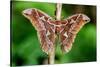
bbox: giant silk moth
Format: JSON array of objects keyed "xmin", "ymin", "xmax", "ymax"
[{"xmin": 22, "ymin": 8, "xmax": 90, "ymax": 54}]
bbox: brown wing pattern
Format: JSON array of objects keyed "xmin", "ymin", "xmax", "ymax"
[
  {"xmin": 60, "ymin": 14, "xmax": 90, "ymax": 52},
  {"xmin": 22, "ymin": 8, "xmax": 55, "ymax": 54},
  {"xmin": 22, "ymin": 8, "xmax": 90, "ymax": 54}
]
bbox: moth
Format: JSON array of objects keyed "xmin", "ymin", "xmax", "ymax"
[{"xmin": 22, "ymin": 8, "xmax": 90, "ymax": 54}]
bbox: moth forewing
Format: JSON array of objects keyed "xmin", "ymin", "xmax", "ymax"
[
  {"xmin": 60, "ymin": 14, "xmax": 90, "ymax": 53},
  {"xmin": 22, "ymin": 8, "xmax": 55, "ymax": 54}
]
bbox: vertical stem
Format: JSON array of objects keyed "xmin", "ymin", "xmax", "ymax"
[
  {"xmin": 48, "ymin": 47, "xmax": 55, "ymax": 64},
  {"xmin": 56, "ymin": 3, "xmax": 62, "ymax": 20},
  {"xmin": 48, "ymin": 3, "xmax": 62, "ymax": 64}
]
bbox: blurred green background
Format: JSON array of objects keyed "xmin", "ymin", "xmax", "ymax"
[{"xmin": 11, "ymin": 1, "xmax": 96, "ymax": 66}]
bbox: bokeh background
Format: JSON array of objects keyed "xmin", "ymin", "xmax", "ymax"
[{"xmin": 11, "ymin": 1, "xmax": 96, "ymax": 66}]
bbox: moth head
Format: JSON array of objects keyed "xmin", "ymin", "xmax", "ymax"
[{"xmin": 81, "ymin": 14, "xmax": 90, "ymax": 23}]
